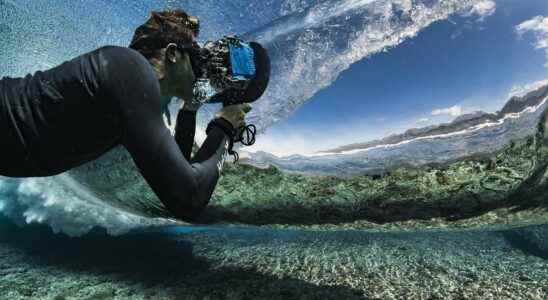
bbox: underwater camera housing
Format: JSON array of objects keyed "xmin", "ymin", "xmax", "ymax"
[
  {"xmin": 185, "ymin": 36, "xmax": 270, "ymax": 158},
  {"xmin": 187, "ymin": 35, "xmax": 271, "ymax": 106},
  {"xmin": 186, "ymin": 36, "xmax": 270, "ymax": 161}
]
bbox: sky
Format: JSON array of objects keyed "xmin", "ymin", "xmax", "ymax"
[{"xmin": 248, "ymin": 0, "xmax": 548, "ymax": 157}]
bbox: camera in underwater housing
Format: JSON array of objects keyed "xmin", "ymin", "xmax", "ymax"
[
  {"xmin": 187, "ymin": 36, "xmax": 270, "ymax": 153},
  {"xmin": 189, "ymin": 35, "xmax": 271, "ymax": 106}
]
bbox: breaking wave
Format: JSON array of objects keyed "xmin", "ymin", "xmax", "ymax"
[
  {"xmin": 0, "ymin": 0, "xmax": 493, "ymax": 235},
  {"xmin": 0, "ymin": 175, "xmax": 175, "ymax": 237}
]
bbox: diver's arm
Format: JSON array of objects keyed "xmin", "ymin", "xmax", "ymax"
[
  {"xmin": 174, "ymin": 109, "xmax": 197, "ymax": 161},
  {"xmin": 116, "ymin": 76, "xmax": 227, "ymax": 222},
  {"xmin": 123, "ymin": 112, "xmax": 229, "ymax": 222}
]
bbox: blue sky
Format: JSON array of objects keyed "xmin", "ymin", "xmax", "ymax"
[{"xmin": 249, "ymin": 0, "xmax": 548, "ymax": 156}]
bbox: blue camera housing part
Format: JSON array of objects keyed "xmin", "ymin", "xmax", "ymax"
[{"xmin": 229, "ymin": 42, "xmax": 256, "ymax": 79}]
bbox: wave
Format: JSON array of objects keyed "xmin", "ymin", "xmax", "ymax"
[
  {"xmin": 0, "ymin": 175, "xmax": 174, "ymax": 237},
  {"xmin": 0, "ymin": 0, "xmax": 492, "ymax": 235},
  {"xmin": 239, "ymin": 0, "xmax": 494, "ymax": 131}
]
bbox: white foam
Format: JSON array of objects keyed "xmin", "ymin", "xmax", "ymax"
[{"xmin": 0, "ymin": 175, "xmax": 175, "ymax": 237}]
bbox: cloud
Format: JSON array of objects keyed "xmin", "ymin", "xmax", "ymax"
[
  {"xmin": 452, "ymin": 1, "xmax": 495, "ymax": 40},
  {"xmin": 431, "ymin": 105, "xmax": 463, "ymax": 117},
  {"xmin": 461, "ymin": 0, "xmax": 496, "ymax": 20},
  {"xmin": 508, "ymin": 79, "xmax": 548, "ymax": 98},
  {"xmin": 450, "ymin": 29, "xmax": 463, "ymax": 40},
  {"xmin": 417, "ymin": 118, "xmax": 430, "ymax": 124},
  {"xmin": 516, "ymin": 16, "xmax": 548, "ymax": 67},
  {"xmin": 246, "ymin": 130, "xmax": 331, "ymax": 156},
  {"xmin": 469, "ymin": 1, "xmax": 496, "ymax": 18},
  {"xmin": 245, "ymin": 118, "xmax": 411, "ymax": 157}
]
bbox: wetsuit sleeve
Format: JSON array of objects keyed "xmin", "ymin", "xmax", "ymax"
[
  {"xmin": 103, "ymin": 47, "xmax": 228, "ymax": 222},
  {"xmin": 174, "ymin": 109, "xmax": 197, "ymax": 161},
  {"xmin": 124, "ymin": 115, "xmax": 229, "ymax": 222}
]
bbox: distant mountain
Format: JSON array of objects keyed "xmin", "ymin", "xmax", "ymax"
[
  {"xmin": 452, "ymin": 111, "xmax": 491, "ymax": 123},
  {"xmin": 499, "ymin": 84, "xmax": 548, "ymax": 115},
  {"xmin": 320, "ymin": 84, "xmax": 548, "ymax": 155},
  {"xmin": 246, "ymin": 83, "xmax": 548, "ymax": 177}
]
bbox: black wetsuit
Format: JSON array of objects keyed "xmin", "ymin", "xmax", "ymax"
[{"xmin": 0, "ymin": 46, "xmax": 230, "ymax": 221}]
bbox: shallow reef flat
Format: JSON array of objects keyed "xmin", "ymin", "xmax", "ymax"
[
  {"xmin": 0, "ymin": 219, "xmax": 547, "ymax": 300},
  {"xmin": 203, "ymin": 118, "xmax": 548, "ymax": 231}
]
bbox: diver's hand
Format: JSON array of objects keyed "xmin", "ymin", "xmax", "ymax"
[{"xmin": 215, "ymin": 103, "xmax": 252, "ymax": 129}]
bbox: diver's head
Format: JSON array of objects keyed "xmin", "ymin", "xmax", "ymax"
[
  {"xmin": 193, "ymin": 36, "xmax": 271, "ymax": 105},
  {"xmin": 156, "ymin": 43, "xmax": 196, "ymax": 101},
  {"xmin": 129, "ymin": 9, "xmax": 199, "ymax": 85}
]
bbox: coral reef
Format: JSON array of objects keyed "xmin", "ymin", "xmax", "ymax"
[{"xmin": 204, "ymin": 115, "xmax": 548, "ymax": 230}]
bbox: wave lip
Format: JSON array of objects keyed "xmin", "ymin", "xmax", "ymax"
[{"xmin": 239, "ymin": 0, "xmax": 496, "ymax": 132}]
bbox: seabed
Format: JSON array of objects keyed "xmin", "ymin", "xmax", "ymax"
[{"xmin": 0, "ymin": 217, "xmax": 547, "ymax": 300}]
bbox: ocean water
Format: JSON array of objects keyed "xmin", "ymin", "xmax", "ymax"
[{"xmin": 0, "ymin": 0, "xmax": 547, "ymax": 299}]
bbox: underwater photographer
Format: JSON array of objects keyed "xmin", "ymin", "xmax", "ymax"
[{"xmin": 0, "ymin": 9, "xmax": 270, "ymax": 222}]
